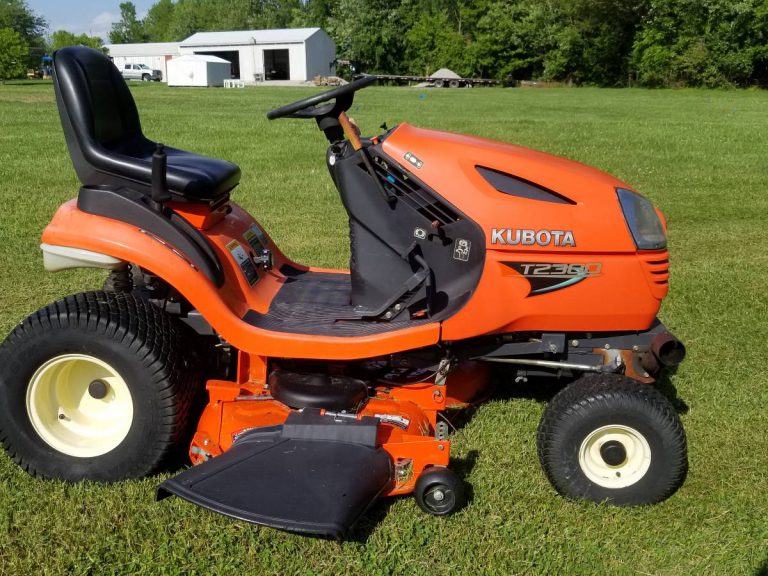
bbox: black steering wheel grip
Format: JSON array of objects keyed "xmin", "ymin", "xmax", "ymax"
[{"xmin": 266, "ymin": 75, "xmax": 378, "ymax": 120}]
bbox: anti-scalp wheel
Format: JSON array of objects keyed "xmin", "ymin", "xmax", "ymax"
[{"xmin": 414, "ymin": 467, "xmax": 465, "ymax": 516}]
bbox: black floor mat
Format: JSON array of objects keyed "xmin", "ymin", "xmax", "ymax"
[{"xmin": 242, "ymin": 267, "xmax": 432, "ymax": 336}]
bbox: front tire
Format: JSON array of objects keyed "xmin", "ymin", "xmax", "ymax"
[
  {"xmin": 0, "ymin": 291, "xmax": 201, "ymax": 481},
  {"xmin": 536, "ymin": 374, "xmax": 687, "ymax": 506},
  {"xmin": 141, "ymin": 73, "xmax": 151, "ymax": 81}
]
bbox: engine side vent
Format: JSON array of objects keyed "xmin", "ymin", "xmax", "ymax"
[
  {"xmin": 371, "ymin": 155, "xmax": 459, "ymax": 225},
  {"xmin": 477, "ymin": 166, "xmax": 574, "ymax": 205}
]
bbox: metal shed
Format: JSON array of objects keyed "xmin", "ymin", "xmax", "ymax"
[
  {"xmin": 178, "ymin": 28, "xmax": 336, "ymax": 83},
  {"xmin": 166, "ymin": 54, "xmax": 232, "ymax": 87}
]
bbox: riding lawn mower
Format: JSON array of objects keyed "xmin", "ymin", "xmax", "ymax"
[{"xmin": 0, "ymin": 47, "xmax": 688, "ymax": 538}]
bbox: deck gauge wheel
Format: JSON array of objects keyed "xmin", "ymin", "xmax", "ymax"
[{"xmin": 414, "ymin": 467, "xmax": 465, "ymax": 515}]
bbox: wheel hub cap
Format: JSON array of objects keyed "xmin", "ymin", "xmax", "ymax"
[
  {"xmin": 26, "ymin": 354, "xmax": 134, "ymax": 457},
  {"xmin": 599, "ymin": 440, "xmax": 627, "ymax": 466},
  {"xmin": 578, "ymin": 425, "xmax": 651, "ymax": 489},
  {"xmin": 88, "ymin": 379, "xmax": 109, "ymax": 400}
]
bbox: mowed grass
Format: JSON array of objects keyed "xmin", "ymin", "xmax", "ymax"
[{"xmin": 1, "ymin": 80, "xmax": 767, "ymax": 576}]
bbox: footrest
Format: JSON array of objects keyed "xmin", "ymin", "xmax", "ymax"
[{"xmin": 158, "ymin": 411, "xmax": 392, "ymax": 538}]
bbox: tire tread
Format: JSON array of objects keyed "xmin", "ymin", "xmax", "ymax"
[
  {"xmin": 0, "ymin": 291, "xmax": 201, "ymax": 480},
  {"xmin": 536, "ymin": 373, "xmax": 687, "ymax": 505}
]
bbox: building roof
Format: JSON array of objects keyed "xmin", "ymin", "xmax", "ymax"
[
  {"xmin": 180, "ymin": 28, "xmax": 322, "ymax": 47},
  {"xmin": 105, "ymin": 42, "xmax": 180, "ymax": 56},
  {"xmin": 171, "ymin": 54, "xmax": 230, "ymax": 64}
]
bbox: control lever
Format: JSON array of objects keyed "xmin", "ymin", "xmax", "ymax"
[
  {"xmin": 252, "ymin": 248, "xmax": 273, "ymax": 270},
  {"xmin": 151, "ymin": 143, "xmax": 171, "ymax": 207}
]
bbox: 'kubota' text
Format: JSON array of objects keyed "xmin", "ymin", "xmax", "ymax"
[{"xmin": 491, "ymin": 228, "xmax": 576, "ymax": 247}]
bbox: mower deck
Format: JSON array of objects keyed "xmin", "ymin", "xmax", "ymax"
[
  {"xmin": 158, "ymin": 410, "xmax": 392, "ymax": 538},
  {"xmin": 242, "ymin": 267, "xmax": 432, "ymax": 337}
]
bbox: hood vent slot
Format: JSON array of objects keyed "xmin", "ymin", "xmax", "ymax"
[{"xmin": 477, "ymin": 166, "xmax": 574, "ymax": 205}]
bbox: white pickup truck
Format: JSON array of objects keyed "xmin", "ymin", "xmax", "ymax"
[{"xmin": 121, "ymin": 63, "xmax": 162, "ymax": 82}]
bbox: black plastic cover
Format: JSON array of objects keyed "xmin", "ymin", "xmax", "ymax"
[
  {"xmin": 78, "ymin": 186, "xmax": 225, "ymax": 286},
  {"xmin": 331, "ymin": 145, "xmax": 485, "ymax": 319},
  {"xmin": 52, "ymin": 46, "xmax": 240, "ymax": 203},
  {"xmin": 157, "ymin": 414, "xmax": 391, "ymax": 538},
  {"xmin": 269, "ymin": 371, "xmax": 369, "ymax": 412}
]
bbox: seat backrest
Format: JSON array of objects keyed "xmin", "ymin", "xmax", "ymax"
[{"xmin": 52, "ymin": 46, "xmax": 145, "ymax": 186}]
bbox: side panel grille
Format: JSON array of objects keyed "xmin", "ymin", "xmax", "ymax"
[
  {"xmin": 370, "ymin": 155, "xmax": 459, "ymax": 225},
  {"xmin": 639, "ymin": 251, "xmax": 670, "ymax": 299}
]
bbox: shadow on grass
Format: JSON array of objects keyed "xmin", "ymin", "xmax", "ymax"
[
  {"xmin": 346, "ymin": 450, "xmax": 479, "ymax": 544},
  {"xmin": 348, "ymin": 369, "xmax": 690, "ymax": 541},
  {"xmin": 345, "ymin": 498, "xmax": 396, "ymax": 543},
  {"xmin": 755, "ymin": 556, "xmax": 768, "ymax": 576},
  {"xmin": 654, "ymin": 368, "xmax": 689, "ymax": 414},
  {"xmin": 0, "ymin": 79, "xmax": 53, "ymax": 86}
]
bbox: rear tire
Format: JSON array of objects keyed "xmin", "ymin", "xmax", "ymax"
[
  {"xmin": 537, "ymin": 374, "xmax": 687, "ymax": 505},
  {"xmin": 0, "ymin": 291, "xmax": 201, "ymax": 481}
]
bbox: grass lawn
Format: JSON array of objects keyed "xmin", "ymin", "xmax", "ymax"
[{"xmin": 1, "ymin": 80, "xmax": 767, "ymax": 575}]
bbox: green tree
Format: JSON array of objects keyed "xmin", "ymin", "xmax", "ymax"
[
  {"xmin": 0, "ymin": 0, "xmax": 46, "ymax": 65},
  {"xmin": 164, "ymin": 0, "xmax": 301, "ymax": 40},
  {"xmin": 254, "ymin": 0, "xmax": 303, "ymax": 28},
  {"xmin": 0, "ymin": 0, "xmax": 45, "ymax": 40},
  {"xmin": 632, "ymin": 0, "xmax": 768, "ymax": 87},
  {"xmin": 113, "ymin": 0, "xmax": 768, "ymax": 86},
  {"xmin": 470, "ymin": 1, "xmax": 555, "ymax": 80},
  {"xmin": 166, "ymin": 0, "xmax": 219, "ymax": 40},
  {"xmin": 327, "ymin": 0, "xmax": 409, "ymax": 73},
  {"xmin": 214, "ymin": 0, "xmax": 302, "ymax": 30},
  {"xmin": 551, "ymin": 0, "xmax": 650, "ymax": 85},
  {"xmin": 144, "ymin": 0, "xmax": 175, "ymax": 42},
  {"xmin": 0, "ymin": 27, "xmax": 28, "ymax": 80},
  {"xmin": 405, "ymin": 10, "xmax": 467, "ymax": 76},
  {"xmin": 109, "ymin": 2, "xmax": 147, "ymax": 43},
  {"xmin": 290, "ymin": 0, "xmax": 334, "ymax": 28},
  {"xmin": 51, "ymin": 30, "xmax": 105, "ymax": 51}
]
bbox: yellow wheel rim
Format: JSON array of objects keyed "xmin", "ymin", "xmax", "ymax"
[
  {"xmin": 26, "ymin": 354, "xmax": 134, "ymax": 457},
  {"xmin": 578, "ymin": 424, "xmax": 652, "ymax": 489}
]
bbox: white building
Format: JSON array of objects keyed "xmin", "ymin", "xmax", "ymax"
[
  {"xmin": 106, "ymin": 42, "xmax": 180, "ymax": 82},
  {"xmin": 107, "ymin": 28, "xmax": 336, "ymax": 85},
  {"xmin": 179, "ymin": 28, "xmax": 335, "ymax": 83},
  {"xmin": 167, "ymin": 54, "xmax": 232, "ymax": 87}
]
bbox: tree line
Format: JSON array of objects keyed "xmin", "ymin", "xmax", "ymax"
[{"xmin": 2, "ymin": 0, "xmax": 768, "ymax": 87}]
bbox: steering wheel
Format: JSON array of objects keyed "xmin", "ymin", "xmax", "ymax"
[{"xmin": 266, "ymin": 75, "xmax": 377, "ymax": 120}]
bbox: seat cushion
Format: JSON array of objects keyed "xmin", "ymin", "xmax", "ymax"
[{"xmin": 104, "ymin": 136, "xmax": 241, "ymax": 201}]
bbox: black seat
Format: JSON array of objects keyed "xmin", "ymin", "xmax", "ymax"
[{"xmin": 52, "ymin": 46, "xmax": 240, "ymax": 203}]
